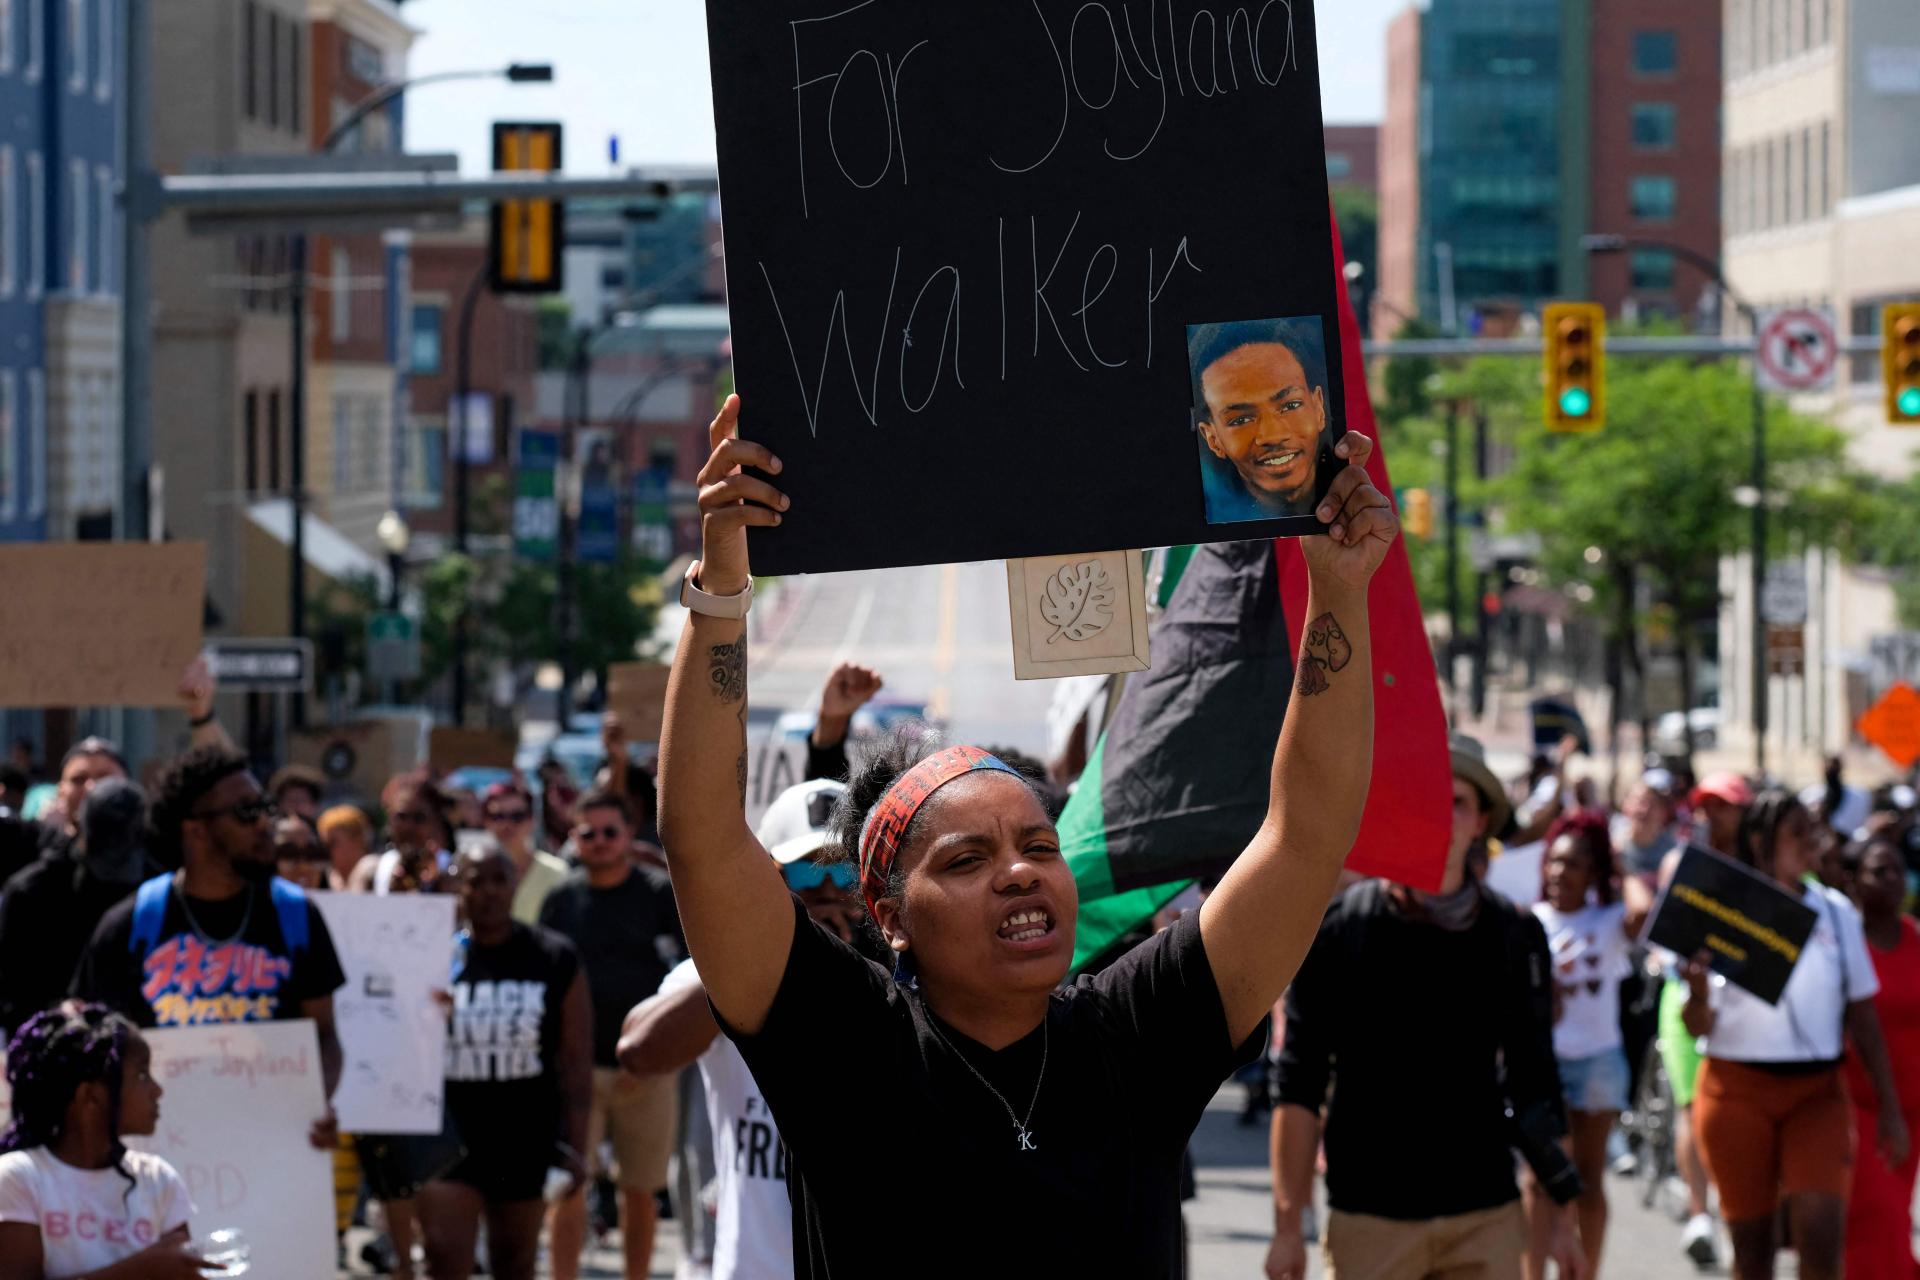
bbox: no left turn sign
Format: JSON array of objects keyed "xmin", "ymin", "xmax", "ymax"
[{"xmin": 1757, "ymin": 308, "xmax": 1838, "ymax": 393}]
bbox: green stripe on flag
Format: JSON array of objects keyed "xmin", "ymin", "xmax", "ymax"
[{"xmin": 1058, "ymin": 733, "xmax": 1192, "ymax": 973}]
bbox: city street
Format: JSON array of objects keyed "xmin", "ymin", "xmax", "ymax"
[{"xmin": 753, "ymin": 562, "xmax": 1062, "ymax": 756}]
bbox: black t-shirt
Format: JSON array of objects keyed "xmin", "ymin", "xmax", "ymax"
[
  {"xmin": 445, "ymin": 922, "xmax": 580, "ymax": 1158},
  {"xmin": 72, "ymin": 878, "xmax": 348, "ymax": 1028},
  {"xmin": 0, "ymin": 856, "xmax": 140, "ymax": 1036},
  {"xmin": 720, "ymin": 897, "xmax": 1261, "ymax": 1279},
  {"xmin": 537, "ymin": 865, "xmax": 682, "ymax": 1066},
  {"xmin": 1272, "ymin": 880, "xmax": 1562, "ymax": 1220}
]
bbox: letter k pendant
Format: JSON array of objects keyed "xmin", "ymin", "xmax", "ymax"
[{"xmin": 1017, "ymin": 1127, "xmax": 1037, "ymax": 1152}]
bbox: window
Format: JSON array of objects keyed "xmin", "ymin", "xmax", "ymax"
[
  {"xmin": 287, "ymin": 20, "xmax": 300, "ymax": 135},
  {"xmin": 347, "ymin": 37, "xmax": 383, "ymax": 83},
  {"xmin": 1633, "ymin": 30, "xmax": 1677, "ymax": 75},
  {"xmin": 404, "ymin": 422, "xmax": 446, "ymax": 507},
  {"xmin": 65, "ymin": 0, "xmax": 83, "ymax": 93},
  {"xmin": 264, "ymin": 10, "xmax": 279, "ymax": 129},
  {"xmin": 1327, "ymin": 152, "xmax": 1352, "ymax": 179},
  {"xmin": 23, "ymin": 0, "xmax": 39, "ymax": 81},
  {"xmin": 0, "ymin": 369, "xmax": 14, "ymax": 519},
  {"xmin": 25, "ymin": 150, "xmax": 42, "ymax": 300},
  {"xmin": 26, "ymin": 369, "xmax": 41, "ymax": 517},
  {"xmin": 67, "ymin": 158, "xmax": 86, "ymax": 290},
  {"xmin": 332, "ymin": 396, "xmax": 352, "ymax": 492},
  {"xmin": 1800, "ymin": 126, "xmax": 1813, "ymax": 223},
  {"xmin": 242, "ymin": 2, "xmax": 256, "ymax": 119},
  {"xmin": 1819, "ymin": 121, "xmax": 1830, "ymax": 216},
  {"xmin": 94, "ymin": 0, "xmax": 109, "ymax": 99},
  {"xmin": 1631, "ymin": 249, "xmax": 1676, "ymax": 290},
  {"xmin": 0, "ymin": 0, "xmax": 13, "ymax": 73},
  {"xmin": 1631, "ymin": 103, "xmax": 1677, "ymax": 149},
  {"xmin": 360, "ymin": 398, "xmax": 381, "ymax": 488},
  {"xmin": 330, "ymin": 246, "xmax": 350, "ymax": 341},
  {"xmin": 1631, "ymin": 175, "xmax": 1677, "ymax": 221},
  {"xmin": 266, "ymin": 389, "xmax": 281, "ymax": 491},
  {"xmin": 95, "ymin": 165, "xmax": 110, "ymax": 294},
  {"xmin": 409, "ymin": 302, "xmax": 443, "ymax": 373},
  {"xmin": 243, "ymin": 390, "xmax": 259, "ymax": 491},
  {"xmin": 1783, "ymin": 131, "xmax": 1798, "ymax": 223},
  {"xmin": 0, "ymin": 146, "xmax": 12, "ymax": 298}
]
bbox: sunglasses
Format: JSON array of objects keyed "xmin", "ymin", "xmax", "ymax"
[
  {"xmin": 192, "ymin": 798, "xmax": 277, "ymax": 826},
  {"xmin": 274, "ymin": 844, "xmax": 331, "ymax": 863},
  {"xmin": 782, "ymin": 860, "xmax": 856, "ymax": 892},
  {"xmin": 575, "ymin": 824, "xmax": 625, "ymax": 842},
  {"xmin": 485, "ymin": 808, "xmax": 532, "ymax": 824}
]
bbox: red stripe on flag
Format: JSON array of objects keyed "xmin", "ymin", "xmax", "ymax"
[{"xmin": 1273, "ymin": 214, "xmax": 1454, "ymax": 891}]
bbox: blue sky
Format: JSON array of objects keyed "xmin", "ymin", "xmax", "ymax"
[{"xmin": 400, "ymin": 0, "xmax": 1410, "ymax": 175}]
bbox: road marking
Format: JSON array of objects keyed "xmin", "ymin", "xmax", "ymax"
[{"xmin": 927, "ymin": 563, "xmax": 960, "ymax": 720}]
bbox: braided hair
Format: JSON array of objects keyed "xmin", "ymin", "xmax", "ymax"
[{"xmin": 2, "ymin": 1004, "xmax": 139, "ymax": 1195}]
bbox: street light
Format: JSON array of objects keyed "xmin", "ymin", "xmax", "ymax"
[
  {"xmin": 286, "ymin": 62, "xmax": 553, "ymax": 729},
  {"xmin": 376, "ymin": 509, "xmax": 411, "ymax": 613},
  {"xmin": 1582, "ymin": 232, "xmax": 1770, "ymax": 773}
]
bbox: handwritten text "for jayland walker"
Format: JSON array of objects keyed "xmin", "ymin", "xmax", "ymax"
[{"xmin": 760, "ymin": 0, "xmax": 1303, "ymax": 436}]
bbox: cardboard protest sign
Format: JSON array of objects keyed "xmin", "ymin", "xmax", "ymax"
[
  {"xmin": 312, "ymin": 891, "xmax": 456, "ymax": 1134},
  {"xmin": 707, "ymin": 0, "xmax": 1346, "ymax": 574},
  {"xmin": 746, "ymin": 730, "xmax": 811, "ymax": 829},
  {"xmin": 1644, "ymin": 844, "xmax": 1819, "ymax": 1004},
  {"xmin": 0, "ymin": 542, "xmax": 205, "ymax": 707},
  {"xmin": 607, "ymin": 662, "xmax": 672, "ymax": 742},
  {"xmin": 126, "ymin": 1020, "xmax": 334, "ymax": 1280},
  {"xmin": 429, "ymin": 726, "xmax": 517, "ymax": 772}
]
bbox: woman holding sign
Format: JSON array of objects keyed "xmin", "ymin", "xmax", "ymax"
[
  {"xmin": 656, "ymin": 395, "xmax": 1395, "ymax": 1277},
  {"xmin": 1681, "ymin": 791, "xmax": 1909, "ymax": 1280}
]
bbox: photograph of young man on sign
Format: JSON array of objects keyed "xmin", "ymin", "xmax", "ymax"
[{"xmin": 1188, "ymin": 317, "xmax": 1343, "ymax": 527}]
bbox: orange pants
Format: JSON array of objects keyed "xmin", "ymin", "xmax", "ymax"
[
  {"xmin": 1693, "ymin": 1058, "xmax": 1853, "ymax": 1222},
  {"xmin": 1844, "ymin": 1105, "xmax": 1920, "ymax": 1280}
]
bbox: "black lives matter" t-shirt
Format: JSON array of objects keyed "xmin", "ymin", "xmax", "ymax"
[
  {"xmin": 73, "ymin": 880, "xmax": 345, "ymax": 1027},
  {"xmin": 444, "ymin": 922, "xmax": 580, "ymax": 1168},
  {"xmin": 718, "ymin": 898, "xmax": 1262, "ymax": 1279}
]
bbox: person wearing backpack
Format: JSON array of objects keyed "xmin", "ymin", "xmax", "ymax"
[{"xmin": 70, "ymin": 745, "xmax": 345, "ymax": 1152}]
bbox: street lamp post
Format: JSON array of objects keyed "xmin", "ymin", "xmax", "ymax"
[
  {"xmin": 287, "ymin": 63, "xmax": 552, "ymax": 729},
  {"xmin": 1581, "ymin": 234, "xmax": 1769, "ymax": 774}
]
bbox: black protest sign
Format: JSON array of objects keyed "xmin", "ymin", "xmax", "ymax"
[
  {"xmin": 706, "ymin": 0, "xmax": 1347, "ymax": 575},
  {"xmin": 1644, "ymin": 845, "xmax": 1819, "ymax": 1005}
]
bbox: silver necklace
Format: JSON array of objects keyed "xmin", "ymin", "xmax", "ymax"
[
  {"xmin": 172, "ymin": 876, "xmax": 254, "ymax": 946},
  {"xmin": 924, "ymin": 1011, "xmax": 1048, "ymax": 1153}
]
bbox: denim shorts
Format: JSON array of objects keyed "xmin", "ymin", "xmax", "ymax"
[{"xmin": 1558, "ymin": 1045, "xmax": 1630, "ymax": 1113}]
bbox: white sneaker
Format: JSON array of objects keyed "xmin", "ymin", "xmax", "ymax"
[{"xmin": 1681, "ymin": 1213, "xmax": 1718, "ymax": 1269}]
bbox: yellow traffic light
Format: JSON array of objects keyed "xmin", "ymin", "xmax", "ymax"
[
  {"xmin": 1403, "ymin": 488, "xmax": 1434, "ymax": 539},
  {"xmin": 1543, "ymin": 302, "xmax": 1607, "ymax": 432},
  {"xmin": 1883, "ymin": 303, "xmax": 1920, "ymax": 425},
  {"xmin": 491, "ymin": 122, "xmax": 564, "ymax": 294}
]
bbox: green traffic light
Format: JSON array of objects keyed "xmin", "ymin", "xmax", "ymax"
[
  {"xmin": 1900, "ymin": 387, "xmax": 1920, "ymax": 419},
  {"xmin": 1559, "ymin": 387, "xmax": 1593, "ymax": 418}
]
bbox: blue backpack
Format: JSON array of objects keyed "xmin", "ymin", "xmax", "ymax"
[{"xmin": 127, "ymin": 872, "xmax": 310, "ymax": 958}]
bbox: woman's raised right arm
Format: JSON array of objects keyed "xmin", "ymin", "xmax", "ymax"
[{"xmin": 657, "ymin": 395, "xmax": 799, "ymax": 1035}]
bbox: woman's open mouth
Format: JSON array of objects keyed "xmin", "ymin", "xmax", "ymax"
[{"xmin": 997, "ymin": 907, "xmax": 1056, "ymax": 946}]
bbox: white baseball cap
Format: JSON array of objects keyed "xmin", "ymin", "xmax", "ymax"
[{"xmin": 756, "ymin": 778, "xmax": 847, "ymax": 866}]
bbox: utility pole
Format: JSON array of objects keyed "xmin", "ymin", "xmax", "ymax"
[
  {"xmin": 450, "ymin": 265, "xmax": 488, "ymax": 726},
  {"xmin": 1443, "ymin": 400, "xmax": 1461, "ymax": 708},
  {"xmin": 1471, "ymin": 407, "xmax": 1491, "ymax": 721}
]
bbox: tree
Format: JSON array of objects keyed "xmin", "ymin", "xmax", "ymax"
[
  {"xmin": 1332, "ymin": 186, "xmax": 1378, "ymax": 324},
  {"xmin": 1491, "ymin": 356, "xmax": 1851, "ymax": 759}
]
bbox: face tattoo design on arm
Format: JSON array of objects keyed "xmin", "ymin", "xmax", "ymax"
[
  {"xmin": 1294, "ymin": 613, "xmax": 1353, "ymax": 698},
  {"xmin": 710, "ymin": 633, "xmax": 749, "ymax": 800}
]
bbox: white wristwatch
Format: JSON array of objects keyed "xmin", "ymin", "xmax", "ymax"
[{"xmin": 680, "ymin": 560, "xmax": 754, "ymax": 619}]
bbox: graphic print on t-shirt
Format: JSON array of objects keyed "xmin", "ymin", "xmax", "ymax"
[
  {"xmin": 141, "ymin": 935, "xmax": 294, "ymax": 1025},
  {"xmin": 446, "ymin": 979, "xmax": 548, "ymax": 1080},
  {"xmin": 732, "ymin": 1093, "xmax": 787, "ymax": 1183}
]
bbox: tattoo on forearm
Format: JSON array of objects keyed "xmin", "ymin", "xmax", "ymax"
[
  {"xmin": 709, "ymin": 633, "xmax": 747, "ymax": 704},
  {"xmin": 1294, "ymin": 613, "xmax": 1353, "ymax": 698},
  {"xmin": 735, "ymin": 749, "xmax": 748, "ymax": 803}
]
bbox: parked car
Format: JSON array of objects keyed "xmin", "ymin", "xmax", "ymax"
[{"xmin": 1653, "ymin": 707, "xmax": 1720, "ymax": 755}]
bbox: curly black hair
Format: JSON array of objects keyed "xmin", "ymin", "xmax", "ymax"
[{"xmin": 147, "ymin": 745, "xmax": 250, "ymax": 871}]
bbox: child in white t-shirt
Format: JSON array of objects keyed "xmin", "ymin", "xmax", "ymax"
[{"xmin": 0, "ymin": 1003, "xmax": 202, "ymax": 1280}]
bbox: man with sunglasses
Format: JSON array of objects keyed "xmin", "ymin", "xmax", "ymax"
[
  {"xmin": 481, "ymin": 780, "xmax": 571, "ymax": 924},
  {"xmin": 616, "ymin": 778, "xmax": 862, "ymax": 1280},
  {"xmin": 71, "ymin": 744, "xmax": 345, "ymax": 1149},
  {"xmin": 536, "ymin": 788, "xmax": 684, "ymax": 1280}
]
